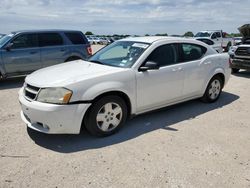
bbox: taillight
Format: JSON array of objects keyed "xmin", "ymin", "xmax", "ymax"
[{"xmin": 87, "ymin": 47, "xmax": 92, "ymax": 56}]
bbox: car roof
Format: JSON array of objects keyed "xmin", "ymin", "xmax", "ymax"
[
  {"xmin": 11, "ymin": 29, "xmax": 83, "ymax": 35},
  {"xmin": 195, "ymin": 37, "xmax": 212, "ymax": 40},
  {"xmin": 120, "ymin": 36, "xmax": 199, "ymax": 44}
]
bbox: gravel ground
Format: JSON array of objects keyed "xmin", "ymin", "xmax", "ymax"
[{"xmin": 0, "ymin": 47, "xmax": 249, "ymax": 188}]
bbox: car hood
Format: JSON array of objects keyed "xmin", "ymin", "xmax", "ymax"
[
  {"xmin": 25, "ymin": 60, "xmax": 124, "ymax": 87},
  {"xmin": 238, "ymin": 24, "xmax": 250, "ymax": 37}
]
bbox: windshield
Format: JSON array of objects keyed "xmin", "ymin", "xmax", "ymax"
[
  {"xmin": 89, "ymin": 41, "xmax": 149, "ymax": 68},
  {"xmin": 0, "ymin": 34, "xmax": 12, "ymax": 48},
  {"xmin": 195, "ymin": 32, "xmax": 212, "ymax": 37}
]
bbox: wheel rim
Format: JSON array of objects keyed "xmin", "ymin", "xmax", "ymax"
[
  {"xmin": 208, "ymin": 79, "xmax": 221, "ymax": 100},
  {"xmin": 96, "ymin": 102, "xmax": 123, "ymax": 132}
]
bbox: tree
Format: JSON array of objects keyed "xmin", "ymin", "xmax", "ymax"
[
  {"xmin": 145, "ymin": 34, "xmax": 150, "ymax": 36},
  {"xmin": 155, "ymin": 33, "xmax": 168, "ymax": 36},
  {"xmin": 85, "ymin": 31, "xmax": 93, "ymax": 35},
  {"xmin": 183, "ymin": 31, "xmax": 194, "ymax": 37}
]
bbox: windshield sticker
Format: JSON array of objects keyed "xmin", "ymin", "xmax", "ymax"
[
  {"xmin": 7, "ymin": 34, "xmax": 14, "ymax": 37},
  {"xmin": 119, "ymin": 63, "xmax": 126, "ymax": 67},
  {"xmin": 121, "ymin": 59, "xmax": 127, "ymax": 63},
  {"xmin": 132, "ymin": 43, "xmax": 149, "ymax": 49}
]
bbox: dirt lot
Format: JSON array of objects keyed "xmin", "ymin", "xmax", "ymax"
[{"xmin": 0, "ymin": 46, "xmax": 250, "ymax": 188}]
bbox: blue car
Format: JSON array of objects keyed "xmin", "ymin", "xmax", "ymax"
[{"xmin": 0, "ymin": 30, "xmax": 92, "ymax": 79}]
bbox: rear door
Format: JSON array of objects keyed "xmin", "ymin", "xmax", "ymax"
[
  {"xmin": 2, "ymin": 33, "xmax": 41, "ymax": 74},
  {"xmin": 176, "ymin": 43, "xmax": 208, "ymax": 98},
  {"xmin": 64, "ymin": 32, "xmax": 90, "ymax": 59},
  {"xmin": 39, "ymin": 33, "xmax": 66, "ymax": 68}
]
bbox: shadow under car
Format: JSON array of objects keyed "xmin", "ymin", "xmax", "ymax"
[{"xmin": 27, "ymin": 91, "xmax": 239, "ymax": 153}]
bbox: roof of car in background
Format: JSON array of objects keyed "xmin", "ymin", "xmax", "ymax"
[{"xmin": 10, "ymin": 29, "xmax": 83, "ymax": 35}]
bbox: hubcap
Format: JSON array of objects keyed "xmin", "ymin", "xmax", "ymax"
[
  {"xmin": 208, "ymin": 79, "xmax": 221, "ymax": 100},
  {"xmin": 96, "ymin": 102, "xmax": 123, "ymax": 132}
]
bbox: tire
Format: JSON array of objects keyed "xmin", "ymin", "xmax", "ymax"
[
  {"xmin": 84, "ymin": 96, "xmax": 128, "ymax": 137},
  {"xmin": 65, "ymin": 56, "xmax": 81, "ymax": 62},
  {"xmin": 232, "ymin": 68, "xmax": 240, "ymax": 74},
  {"xmin": 201, "ymin": 76, "xmax": 223, "ymax": 103}
]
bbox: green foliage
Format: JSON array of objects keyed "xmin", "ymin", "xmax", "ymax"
[
  {"xmin": 85, "ymin": 31, "xmax": 93, "ymax": 35},
  {"xmin": 229, "ymin": 33, "xmax": 242, "ymax": 37},
  {"xmin": 155, "ymin": 33, "xmax": 168, "ymax": 36},
  {"xmin": 183, "ymin": 31, "xmax": 194, "ymax": 37}
]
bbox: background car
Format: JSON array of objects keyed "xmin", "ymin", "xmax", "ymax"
[
  {"xmin": 231, "ymin": 24, "xmax": 250, "ymax": 73},
  {"xmin": 232, "ymin": 37, "xmax": 242, "ymax": 46},
  {"xmin": 196, "ymin": 37, "xmax": 224, "ymax": 53},
  {"xmin": 194, "ymin": 30, "xmax": 233, "ymax": 52},
  {"xmin": 0, "ymin": 30, "xmax": 92, "ymax": 79}
]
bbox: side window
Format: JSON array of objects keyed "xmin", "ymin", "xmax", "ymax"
[
  {"xmin": 211, "ymin": 33, "xmax": 217, "ymax": 39},
  {"xmin": 206, "ymin": 39, "xmax": 214, "ymax": 45},
  {"xmin": 64, "ymin": 32, "xmax": 86, "ymax": 44},
  {"xmin": 146, "ymin": 44, "xmax": 177, "ymax": 67},
  {"xmin": 197, "ymin": 39, "xmax": 214, "ymax": 45},
  {"xmin": 180, "ymin": 43, "xmax": 207, "ymax": 62},
  {"xmin": 11, "ymin": 34, "xmax": 38, "ymax": 49},
  {"xmin": 216, "ymin": 32, "xmax": 221, "ymax": 38},
  {"xmin": 39, "ymin": 33, "xmax": 63, "ymax": 47}
]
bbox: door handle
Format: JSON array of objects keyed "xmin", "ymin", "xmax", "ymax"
[
  {"xmin": 177, "ymin": 67, "xmax": 183, "ymax": 71},
  {"xmin": 60, "ymin": 49, "xmax": 66, "ymax": 52},
  {"xmin": 172, "ymin": 67, "xmax": 183, "ymax": 72},
  {"xmin": 30, "ymin": 51, "xmax": 38, "ymax": 54},
  {"xmin": 204, "ymin": 61, "xmax": 211, "ymax": 65}
]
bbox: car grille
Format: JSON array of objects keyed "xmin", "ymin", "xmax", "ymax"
[
  {"xmin": 235, "ymin": 47, "xmax": 250, "ymax": 56},
  {"xmin": 24, "ymin": 84, "xmax": 40, "ymax": 101}
]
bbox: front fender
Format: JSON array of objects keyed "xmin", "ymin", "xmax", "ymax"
[{"xmin": 79, "ymin": 81, "xmax": 136, "ymax": 114}]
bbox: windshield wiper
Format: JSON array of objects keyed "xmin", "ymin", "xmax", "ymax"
[{"xmin": 89, "ymin": 60, "xmax": 104, "ymax": 65}]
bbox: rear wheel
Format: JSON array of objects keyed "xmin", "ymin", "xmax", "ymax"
[
  {"xmin": 201, "ymin": 76, "xmax": 223, "ymax": 103},
  {"xmin": 232, "ymin": 68, "xmax": 240, "ymax": 73},
  {"xmin": 84, "ymin": 96, "xmax": 127, "ymax": 137}
]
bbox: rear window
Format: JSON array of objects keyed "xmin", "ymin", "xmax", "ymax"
[
  {"xmin": 39, "ymin": 33, "xmax": 63, "ymax": 47},
  {"xmin": 179, "ymin": 43, "xmax": 207, "ymax": 62},
  {"xmin": 65, "ymin": 32, "xmax": 86, "ymax": 44}
]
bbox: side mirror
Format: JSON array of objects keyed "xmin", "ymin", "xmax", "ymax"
[
  {"xmin": 4, "ymin": 43, "xmax": 13, "ymax": 51},
  {"xmin": 139, "ymin": 61, "xmax": 159, "ymax": 72}
]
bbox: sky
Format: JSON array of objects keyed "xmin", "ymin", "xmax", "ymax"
[{"xmin": 0, "ymin": 0, "xmax": 250, "ymax": 35}]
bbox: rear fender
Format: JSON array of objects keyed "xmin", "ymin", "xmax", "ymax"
[{"xmin": 202, "ymin": 67, "xmax": 225, "ymax": 93}]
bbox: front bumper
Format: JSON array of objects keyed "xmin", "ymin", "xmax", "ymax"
[
  {"xmin": 19, "ymin": 89, "xmax": 91, "ymax": 134},
  {"xmin": 231, "ymin": 58, "xmax": 250, "ymax": 70}
]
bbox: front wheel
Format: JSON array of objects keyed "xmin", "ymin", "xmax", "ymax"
[
  {"xmin": 84, "ymin": 96, "xmax": 127, "ymax": 136},
  {"xmin": 201, "ymin": 76, "xmax": 223, "ymax": 103}
]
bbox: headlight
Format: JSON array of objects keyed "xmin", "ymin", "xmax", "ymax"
[{"xmin": 37, "ymin": 88, "xmax": 72, "ymax": 104}]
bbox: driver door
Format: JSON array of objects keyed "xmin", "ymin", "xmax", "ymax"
[
  {"xmin": 136, "ymin": 43, "xmax": 185, "ymax": 113},
  {"xmin": 2, "ymin": 33, "xmax": 41, "ymax": 74}
]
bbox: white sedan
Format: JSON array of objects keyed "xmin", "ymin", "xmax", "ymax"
[{"xmin": 19, "ymin": 37, "xmax": 231, "ymax": 136}]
